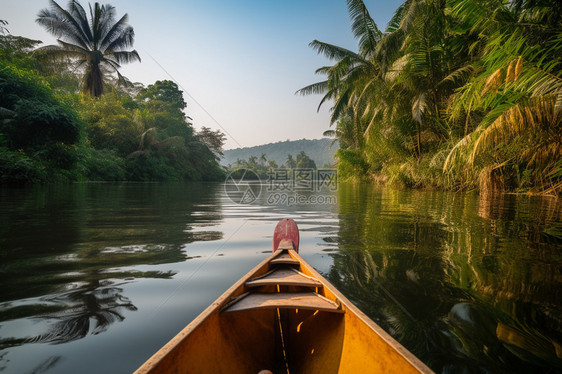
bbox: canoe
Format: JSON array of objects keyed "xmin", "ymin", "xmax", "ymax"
[{"xmin": 135, "ymin": 219, "xmax": 433, "ymax": 374}]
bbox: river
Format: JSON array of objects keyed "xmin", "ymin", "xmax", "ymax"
[{"xmin": 0, "ymin": 182, "xmax": 560, "ymax": 373}]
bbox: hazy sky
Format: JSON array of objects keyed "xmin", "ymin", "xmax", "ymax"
[{"xmin": 2, "ymin": 0, "xmax": 403, "ymax": 149}]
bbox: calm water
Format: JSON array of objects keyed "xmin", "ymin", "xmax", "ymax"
[{"xmin": 0, "ymin": 183, "xmax": 560, "ymax": 373}]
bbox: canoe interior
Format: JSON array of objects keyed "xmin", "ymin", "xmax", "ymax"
[{"xmin": 135, "ymin": 249, "xmax": 432, "ymax": 374}]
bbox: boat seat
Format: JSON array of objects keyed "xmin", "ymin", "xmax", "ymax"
[
  {"xmin": 270, "ymin": 252, "xmax": 300, "ymax": 266},
  {"xmin": 245, "ymin": 268, "xmax": 322, "ymax": 288},
  {"xmin": 222, "ymin": 291, "xmax": 343, "ymax": 313}
]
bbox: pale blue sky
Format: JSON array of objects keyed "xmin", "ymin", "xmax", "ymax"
[{"xmin": 2, "ymin": 0, "xmax": 403, "ymax": 149}]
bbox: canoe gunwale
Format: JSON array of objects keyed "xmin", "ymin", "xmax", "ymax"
[
  {"xmin": 289, "ymin": 249, "xmax": 434, "ymax": 374},
  {"xmin": 134, "ymin": 246, "xmax": 434, "ymax": 374},
  {"xmin": 133, "ymin": 249, "xmax": 285, "ymax": 374}
]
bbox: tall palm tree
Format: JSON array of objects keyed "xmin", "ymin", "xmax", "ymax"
[{"xmin": 36, "ymin": 0, "xmax": 140, "ymax": 97}]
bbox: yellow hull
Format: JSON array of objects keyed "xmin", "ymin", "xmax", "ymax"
[{"xmin": 135, "ymin": 247, "xmax": 433, "ymax": 374}]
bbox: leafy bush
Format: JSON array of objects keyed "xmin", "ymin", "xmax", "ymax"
[
  {"xmin": 0, "ymin": 147, "xmax": 47, "ymax": 183},
  {"xmin": 125, "ymin": 154, "xmax": 181, "ymax": 181},
  {"xmin": 5, "ymin": 98, "xmax": 81, "ymax": 149},
  {"xmin": 79, "ymin": 147, "xmax": 126, "ymax": 181}
]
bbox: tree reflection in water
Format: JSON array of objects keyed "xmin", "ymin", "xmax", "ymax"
[
  {"xmin": 327, "ymin": 185, "xmax": 561, "ymax": 372},
  {"xmin": 31, "ymin": 285, "xmax": 135, "ymax": 344},
  {"xmin": 1, "ymin": 267, "xmax": 175, "ymax": 349},
  {"xmin": 0, "ymin": 183, "xmax": 223, "ymax": 357}
]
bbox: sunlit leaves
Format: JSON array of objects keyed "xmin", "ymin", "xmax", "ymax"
[{"xmin": 300, "ymin": 0, "xmax": 561, "ymax": 192}]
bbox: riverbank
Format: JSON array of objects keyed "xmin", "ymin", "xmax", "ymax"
[
  {"xmin": 0, "ymin": 39, "xmax": 225, "ymax": 184},
  {"xmin": 334, "ymin": 148, "xmax": 561, "ymax": 197}
]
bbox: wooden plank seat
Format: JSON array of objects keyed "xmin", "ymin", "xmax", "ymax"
[
  {"xmin": 270, "ymin": 252, "xmax": 300, "ymax": 266},
  {"xmin": 222, "ymin": 292, "xmax": 343, "ymax": 313},
  {"xmin": 245, "ymin": 267, "xmax": 322, "ymax": 288}
]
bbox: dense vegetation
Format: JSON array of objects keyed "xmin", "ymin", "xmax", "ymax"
[
  {"xmin": 222, "ymin": 138, "xmax": 338, "ymax": 169},
  {"xmin": 300, "ymin": 0, "xmax": 561, "ymax": 195},
  {"xmin": 0, "ymin": 2, "xmax": 224, "ymax": 183},
  {"xmin": 226, "ymin": 150, "xmax": 318, "ymax": 179}
]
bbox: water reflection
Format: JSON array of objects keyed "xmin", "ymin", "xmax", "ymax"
[
  {"xmin": 26, "ymin": 356, "xmax": 62, "ymax": 374},
  {"xmin": 0, "ymin": 182, "xmax": 560, "ymax": 373},
  {"xmin": 0, "ymin": 183, "xmax": 223, "ymax": 356},
  {"xmin": 327, "ymin": 185, "xmax": 562, "ymax": 372}
]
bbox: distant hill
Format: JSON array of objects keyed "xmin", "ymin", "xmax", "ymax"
[{"xmin": 222, "ymin": 138, "xmax": 338, "ymax": 168}]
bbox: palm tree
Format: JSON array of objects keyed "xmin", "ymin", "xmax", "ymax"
[
  {"xmin": 0, "ymin": 20, "xmax": 8, "ymax": 35},
  {"xmin": 36, "ymin": 0, "xmax": 140, "ymax": 97},
  {"xmin": 286, "ymin": 154, "xmax": 296, "ymax": 169}
]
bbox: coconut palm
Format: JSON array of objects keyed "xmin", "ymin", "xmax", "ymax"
[
  {"xmin": 0, "ymin": 20, "xmax": 8, "ymax": 35},
  {"xmin": 298, "ymin": 0, "xmax": 560, "ymax": 193},
  {"xmin": 36, "ymin": 0, "xmax": 140, "ymax": 97}
]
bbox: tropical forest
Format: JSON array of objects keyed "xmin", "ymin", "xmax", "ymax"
[
  {"xmin": 299, "ymin": 0, "xmax": 561, "ymax": 196},
  {"xmin": 0, "ymin": 1, "xmax": 561, "ymax": 374},
  {"xmin": 0, "ymin": 2, "xmax": 225, "ymax": 183}
]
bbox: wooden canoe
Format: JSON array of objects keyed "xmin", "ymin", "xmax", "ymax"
[{"xmin": 135, "ymin": 219, "xmax": 433, "ymax": 374}]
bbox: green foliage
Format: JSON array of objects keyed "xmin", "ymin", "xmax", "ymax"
[
  {"xmin": 0, "ymin": 35, "xmax": 43, "ymax": 70},
  {"xmin": 77, "ymin": 93, "xmax": 142, "ymax": 156},
  {"xmin": 296, "ymin": 150, "xmax": 317, "ymax": 169},
  {"xmin": 137, "ymin": 80, "xmax": 187, "ymax": 112},
  {"xmin": 78, "ymin": 147, "xmax": 126, "ymax": 181},
  {"xmin": 0, "ymin": 147, "xmax": 47, "ymax": 183},
  {"xmin": 335, "ymin": 148, "xmax": 369, "ymax": 181},
  {"xmin": 301, "ymin": 0, "xmax": 561, "ymax": 195},
  {"xmin": 197, "ymin": 126, "xmax": 226, "ymax": 159},
  {"xmin": 0, "ymin": 32, "xmax": 224, "ymax": 184},
  {"xmin": 125, "ymin": 154, "xmax": 181, "ymax": 181},
  {"xmin": 227, "ymin": 150, "xmax": 320, "ymax": 179},
  {"xmin": 222, "ymin": 138, "xmax": 338, "ymax": 168},
  {"xmin": 7, "ymin": 98, "xmax": 81, "ymax": 149},
  {"xmin": 0, "ymin": 64, "xmax": 83, "ymax": 182}
]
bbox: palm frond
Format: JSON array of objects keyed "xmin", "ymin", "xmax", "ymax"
[
  {"xmin": 36, "ymin": 3, "xmax": 88, "ymax": 49},
  {"xmin": 439, "ymin": 65, "xmax": 475, "ymax": 87},
  {"xmin": 316, "ymin": 90, "xmax": 336, "ymax": 112},
  {"xmin": 386, "ymin": 0, "xmax": 410, "ymax": 32},
  {"xmin": 314, "ymin": 66, "xmax": 332, "ymax": 75},
  {"xmin": 68, "ymin": 0, "xmax": 93, "ymax": 42},
  {"xmin": 347, "ymin": 0, "xmax": 382, "ymax": 57},
  {"xmin": 442, "ymin": 127, "xmax": 482, "ymax": 171},
  {"xmin": 331, "ymin": 87, "xmax": 352, "ymax": 124},
  {"xmin": 295, "ymin": 80, "xmax": 329, "ymax": 96},
  {"xmin": 399, "ymin": 0, "xmax": 424, "ymax": 34},
  {"xmin": 35, "ymin": 44, "xmax": 85, "ymax": 60},
  {"xmin": 56, "ymin": 39, "xmax": 88, "ymax": 54},
  {"xmin": 385, "ymin": 54, "xmax": 409, "ymax": 81},
  {"xmin": 103, "ymin": 26, "xmax": 135, "ymax": 53},
  {"xmin": 412, "ymin": 93, "xmax": 428, "ymax": 124},
  {"xmin": 309, "ymin": 40, "xmax": 363, "ymax": 62},
  {"xmin": 101, "ymin": 21, "xmax": 133, "ymax": 52},
  {"xmin": 470, "ymin": 95, "xmax": 561, "ymax": 163},
  {"xmin": 108, "ymin": 50, "xmax": 141, "ymax": 64},
  {"xmin": 375, "ymin": 28, "xmax": 405, "ymax": 68}
]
